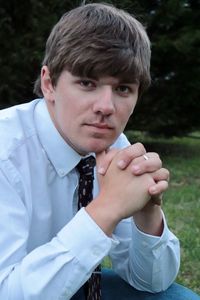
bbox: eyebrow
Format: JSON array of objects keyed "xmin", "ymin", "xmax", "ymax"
[{"xmin": 74, "ymin": 74, "xmax": 139, "ymax": 86}]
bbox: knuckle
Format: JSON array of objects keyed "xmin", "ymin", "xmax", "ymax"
[
  {"xmin": 150, "ymin": 152, "xmax": 160, "ymax": 159},
  {"xmin": 166, "ymin": 169, "xmax": 170, "ymax": 177},
  {"xmin": 154, "ymin": 152, "xmax": 160, "ymax": 159},
  {"xmin": 135, "ymin": 142, "xmax": 146, "ymax": 152},
  {"xmin": 156, "ymin": 156, "xmax": 162, "ymax": 167},
  {"xmin": 162, "ymin": 168, "xmax": 170, "ymax": 178},
  {"xmin": 154, "ymin": 153, "xmax": 162, "ymax": 165}
]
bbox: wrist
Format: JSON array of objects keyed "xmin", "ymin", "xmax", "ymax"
[
  {"xmin": 85, "ymin": 195, "xmax": 120, "ymax": 237},
  {"xmin": 133, "ymin": 203, "xmax": 163, "ymax": 236}
]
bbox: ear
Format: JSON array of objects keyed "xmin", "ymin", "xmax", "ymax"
[{"xmin": 41, "ymin": 66, "xmax": 54, "ymax": 102}]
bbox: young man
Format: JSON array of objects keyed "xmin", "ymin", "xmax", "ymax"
[{"xmin": 0, "ymin": 3, "xmax": 199, "ymax": 300}]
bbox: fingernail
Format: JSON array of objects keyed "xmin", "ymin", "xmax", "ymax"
[
  {"xmin": 117, "ymin": 160, "xmax": 126, "ymax": 169},
  {"xmin": 98, "ymin": 167, "xmax": 106, "ymax": 175}
]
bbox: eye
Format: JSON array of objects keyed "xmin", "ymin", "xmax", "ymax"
[
  {"xmin": 116, "ymin": 85, "xmax": 132, "ymax": 96},
  {"xmin": 79, "ymin": 79, "xmax": 96, "ymax": 89}
]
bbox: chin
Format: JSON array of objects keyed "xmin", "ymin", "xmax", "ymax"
[
  {"xmin": 88, "ymin": 141, "xmax": 113, "ymax": 154},
  {"xmin": 76, "ymin": 135, "xmax": 116, "ymax": 155}
]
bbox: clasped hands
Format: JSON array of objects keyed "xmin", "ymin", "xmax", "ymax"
[
  {"xmin": 96, "ymin": 142, "xmax": 169, "ymax": 203},
  {"xmin": 86, "ymin": 143, "xmax": 169, "ymax": 236}
]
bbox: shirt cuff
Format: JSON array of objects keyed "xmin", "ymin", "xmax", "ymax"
[
  {"xmin": 132, "ymin": 211, "xmax": 170, "ymax": 255},
  {"xmin": 57, "ymin": 208, "xmax": 118, "ymax": 272}
]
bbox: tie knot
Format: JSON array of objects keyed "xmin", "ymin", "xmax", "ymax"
[{"xmin": 77, "ymin": 156, "xmax": 96, "ymax": 176}]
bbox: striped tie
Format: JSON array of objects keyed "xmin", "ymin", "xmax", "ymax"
[{"xmin": 77, "ymin": 156, "xmax": 101, "ymax": 300}]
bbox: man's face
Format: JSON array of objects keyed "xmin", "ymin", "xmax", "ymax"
[{"xmin": 42, "ymin": 67, "xmax": 139, "ymax": 155}]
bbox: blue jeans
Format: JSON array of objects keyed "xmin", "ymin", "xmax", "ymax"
[{"xmin": 71, "ymin": 268, "xmax": 200, "ymax": 300}]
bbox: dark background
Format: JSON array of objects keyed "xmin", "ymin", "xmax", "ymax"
[{"xmin": 0, "ymin": 0, "xmax": 199, "ymax": 136}]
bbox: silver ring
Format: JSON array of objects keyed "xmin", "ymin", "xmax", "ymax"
[{"xmin": 143, "ymin": 154, "xmax": 149, "ymax": 161}]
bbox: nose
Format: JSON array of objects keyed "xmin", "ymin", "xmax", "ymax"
[{"xmin": 93, "ymin": 86, "xmax": 115, "ymax": 116}]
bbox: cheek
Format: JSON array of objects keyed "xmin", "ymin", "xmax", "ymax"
[
  {"xmin": 58, "ymin": 102, "xmax": 83, "ymax": 136},
  {"xmin": 56, "ymin": 97, "xmax": 75, "ymax": 119},
  {"xmin": 119, "ymin": 101, "xmax": 136, "ymax": 121},
  {"xmin": 128, "ymin": 105, "xmax": 135, "ymax": 118}
]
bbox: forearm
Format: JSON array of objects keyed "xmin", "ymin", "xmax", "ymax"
[
  {"xmin": 133, "ymin": 203, "xmax": 164, "ymax": 236},
  {"xmin": 0, "ymin": 209, "xmax": 112, "ymax": 300}
]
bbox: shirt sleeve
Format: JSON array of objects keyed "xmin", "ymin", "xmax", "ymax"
[
  {"xmin": 110, "ymin": 213, "xmax": 180, "ymax": 293},
  {"xmin": 108, "ymin": 133, "xmax": 180, "ymax": 292},
  {"xmin": 0, "ymin": 163, "xmax": 116, "ymax": 300}
]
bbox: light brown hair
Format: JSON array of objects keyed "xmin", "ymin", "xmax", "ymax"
[{"xmin": 34, "ymin": 3, "xmax": 151, "ymax": 98}]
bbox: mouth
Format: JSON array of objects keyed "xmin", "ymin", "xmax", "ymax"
[
  {"xmin": 89, "ymin": 123, "xmax": 113, "ymax": 129},
  {"xmin": 84, "ymin": 123, "xmax": 114, "ymax": 134}
]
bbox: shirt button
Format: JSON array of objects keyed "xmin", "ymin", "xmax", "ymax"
[{"xmin": 59, "ymin": 169, "xmax": 65, "ymax": 176}]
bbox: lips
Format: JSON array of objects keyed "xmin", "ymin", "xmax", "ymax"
[
  {"xmin": 89, "ymin": 123, "xmax": 112, "ymax": 129},
  {"xmin": 85, "ymin": 122, "xmax": 115, "ymax": 132},
  {"xmin": 83, "ymin": 123, "xmax": 114, "ymax": 135}
]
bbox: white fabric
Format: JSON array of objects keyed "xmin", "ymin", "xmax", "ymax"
[{"xmin": 0, "ymin": 99, "xmax": 180, "ymax": 299}]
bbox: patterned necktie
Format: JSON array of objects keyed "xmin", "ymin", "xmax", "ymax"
[{"xmin": 76, "ymin": 156, "xmax": 101, "ymax": 300}]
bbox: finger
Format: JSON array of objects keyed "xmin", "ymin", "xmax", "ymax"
[
  {"xmin": 130, "ymin": 152, "xmax": 162, "ymax": 175},
  {"xmin": 116, "ymin": 143, "xmax": 146, "ymax": 169},
  {"xmin": 148, "ymin": 180, "xmax": 169, "ymax": 196},
  {"xmin": 96, "ymin": 148, "xmax": 118, "ymax": 175},
  {"xmin": 152, "ymin": 168, "xmax": 170, "ymax": 182},
  {"xmin": 148, "ymin": 168, "xmax": 169, "ymax": 199}
]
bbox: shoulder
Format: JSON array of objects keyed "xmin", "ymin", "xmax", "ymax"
[{"xmin": 0, "ymin": 99, "xmax": 40, "ymax": 160}]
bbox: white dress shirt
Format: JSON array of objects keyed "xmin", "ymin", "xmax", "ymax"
[{"xmin": 0, "ymin": 99, "xmax": 180, "ymax": 300}]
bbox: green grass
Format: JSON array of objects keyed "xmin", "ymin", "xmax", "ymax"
[{"xmin": 125, "ymin": 131, "xmax": 200, "ymax": 294}]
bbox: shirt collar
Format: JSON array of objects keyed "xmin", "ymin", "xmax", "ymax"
[{"xmin": 34, "ymin": 99, "xmax": 89, "ymax": 177}]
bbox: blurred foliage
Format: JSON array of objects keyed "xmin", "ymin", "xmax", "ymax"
[
  {"xmin": 0, "ymin": 0, "xmax": 199, "ymax": 136},
  {"xmin": 126, "ymin": 0, "xmax": 200, "ymax": 137}
]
